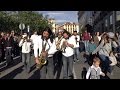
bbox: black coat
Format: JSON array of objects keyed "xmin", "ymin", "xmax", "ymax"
[{"xmin": 4, "ymin": 36, "xmax": 14, "ymax": 48}]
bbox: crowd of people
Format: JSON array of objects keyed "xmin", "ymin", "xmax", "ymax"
[
  {"xmin": 0, "ymin": 31, "xmax": 21, "ymax": 64},
  {"xmin": 0, "ymin": 27, "xmax": 120, "ymax": 79}
]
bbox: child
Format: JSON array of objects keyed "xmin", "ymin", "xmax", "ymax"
[
  {"xmin": 19, "ymin": 33, "xmax": 32, "ymax": 73},
  {"xmin": 109, "ymin": 51, "xmax": 117, "ymax": 75},
  {"xmin": 86, "ymin": 57, "xmax": 105, "ymax": 79}
]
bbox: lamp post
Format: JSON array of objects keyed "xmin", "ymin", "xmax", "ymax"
[{"xmin": 27, "ymin": 25, "xmax": 30, "ymax": 38}]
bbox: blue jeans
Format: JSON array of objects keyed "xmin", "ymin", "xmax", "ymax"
[
  {"xmin": 84, "ymin": 40, "xmax": 89, "ymax": 52},
  {"xmin": 62, "ymin": 55, "xmax": 73, "ymax": 79},
  {"xmin": 74, "ymin": 47, "xmax": 80, "ymax": 61},
  {"xmin": 99, "ymin": 55, "xmax": 110, "ymax": 73},
  {"xmin": 22, "ymin": 53, "xmax": 31, "ymax": 72}
]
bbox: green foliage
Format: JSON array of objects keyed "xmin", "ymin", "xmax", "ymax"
[{"xmin": 0, "ymin": 11, "xmax": 52, "ymax": 33}]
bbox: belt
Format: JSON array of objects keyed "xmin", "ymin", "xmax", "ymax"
[{"xmin": 6, "ymin": 47, "xmax": 12, "ymax": 49}]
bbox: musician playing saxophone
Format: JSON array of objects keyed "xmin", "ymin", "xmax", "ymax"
[
  {"xmin": 54, "ymin": 31, "xmax": 63, "ymax": 77},
  {"xmin": 37, "ymin": 27, "xmax": 57, "ymax": 79}
]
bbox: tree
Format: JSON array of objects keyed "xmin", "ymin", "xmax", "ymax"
[{"xmin": 0, "ymin": 11, "xmax": 51, "ymax": 34}]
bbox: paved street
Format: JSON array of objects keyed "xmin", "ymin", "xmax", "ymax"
[{"xmin": 0, "ymin": 52, "xmax": 120, "ymax": 79}]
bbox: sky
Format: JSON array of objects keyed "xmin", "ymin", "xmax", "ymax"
[{"xmin": 39, "ymin": 11, "xmax": 78, "ymax": 24}]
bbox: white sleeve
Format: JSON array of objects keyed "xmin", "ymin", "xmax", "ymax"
[
  {"xmin": 69, "ymin": 37, "xmax": 76, "ymax": 48},
  {"xmin": 78, "ymin": 35, "xmax": 80, "ymax": 41},
  {"xmin": 48, "ymin": 40, "xmax": 58, "ymax": 55},
  {"xmin": 92, "ymin": 40, "xmax": 104, "ymax": 54},
  {"xmin": 38, "ymin": 40, "xmax": 42, "ymax": 56},
  {"xmin": 112, "ymin": 41, "xmax": 118, "ymax": 48},
  {"xmin": 19, "ymin": 39, "xmax": 24, "ymax": 47},
  {"xmin": 86, "ymin": 67, "xmax": 91, "ymax": 79},
  {"xmin": 114, "ymin": 56, "xmax": 117, "ymax": 65},
  {"xmin": 100, "ymin": 68, "xmax": 104, "ymax": 75}
]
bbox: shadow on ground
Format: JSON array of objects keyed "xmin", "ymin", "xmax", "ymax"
[
  {"xmin": 1, "ymin": 65, "xmax": 24, "ymax": 79},
  {"xmin": 28, "ymin": 69, "xmax": 40, "ymax": 79},
  {"xmin": 0, "ymin": 57, "xmax": 21, "ymax": 72}
]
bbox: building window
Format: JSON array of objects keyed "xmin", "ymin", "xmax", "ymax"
[
  {"xmin": 110, "ymin": 15, "xmax": 113, "ymax": 25},
  {"xmin": 105, "ymin": 19, "xmax": 108, "ymax": 27},
  {"xmin": 116, "ymin": 11, "xmax": 120, "ymax": 21}
]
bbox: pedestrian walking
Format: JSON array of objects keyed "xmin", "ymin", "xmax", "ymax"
[
  {"xmin": 38, "ymin": 27, "xmax": 57, "ymax": 79},
  {"xmin": 19, "ymin": 33, "xmax": 32, "ymax": 73},
  {"xmin": 60, "ymin": 30, "xmax": 76, "ymax": 79},
  {"xmin": 72, "ymin": 31, "xmax": 80, "ymax": 63}
]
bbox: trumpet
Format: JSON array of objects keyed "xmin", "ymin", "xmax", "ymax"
[{"xmin": 61, "ymin": 40, "xmax": 67, "ymax": 53}]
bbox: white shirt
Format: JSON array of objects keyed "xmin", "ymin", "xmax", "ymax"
[
  {"xmin": 71, "ymin": 35, "xmax": 80, "ymax": 48},
  {"xmin": 38, "ymin": 37, "xmax": 58, "ymax": 57},
  {"xmin": 30, "ymin": 34, "xmax": 38, "ymax": 44},
  {"xmin": 30, "ymin": 34, "xmax": 39, "ymax": 49},
  {"xmin": 19, "ymin": 39, "xmax": 31, "ymax": 53},
  {"xmin": 97, "ymin": 36, "xmax": 101, "ymax": 41},
  {"xmin": 92, "ymin": 40, "xmax": 112, "ymax": 57},
  {"xmin": 61, "ymin": 36, "xmax": 76, "ymax": 57}
]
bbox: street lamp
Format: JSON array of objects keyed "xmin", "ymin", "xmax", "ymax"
[{"xmin": 27, "ymin": 25, "xmax": 30, "ymax": 38}]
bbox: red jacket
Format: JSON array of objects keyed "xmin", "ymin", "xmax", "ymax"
[{"xmin": 83, "ymin": 32, "xmax": 90, "ymax": 41}]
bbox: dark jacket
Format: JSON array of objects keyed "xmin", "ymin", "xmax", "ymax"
[{"xmin": 4, "ymin": 36, "xmax": 14, "ymax": 48}]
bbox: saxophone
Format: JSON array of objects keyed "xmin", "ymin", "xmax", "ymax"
[
  {"xmin": 37, "ymin": 42, "xmax": 47, "ymax": 69},
  {"xmin": 56, "ymin": 36, "xmax": 63, "ymax": 51}
]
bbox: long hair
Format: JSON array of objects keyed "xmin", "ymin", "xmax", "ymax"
[
  {"xmin": 63, "ymin": 30, "xmax": 71, "ymax": 39},
  {"xmin": 41, "ymin": 27, "xmax": 55, "ymax": 43}
]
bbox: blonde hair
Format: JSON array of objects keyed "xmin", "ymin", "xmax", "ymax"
[{"xmin": 93, "ymin": 57, "xmax": 101, "ymax": 64}]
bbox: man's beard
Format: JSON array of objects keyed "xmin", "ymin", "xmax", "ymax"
[{"xmin": 43, "ymin": 36, "xmax": 48, "ymax": 40}]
